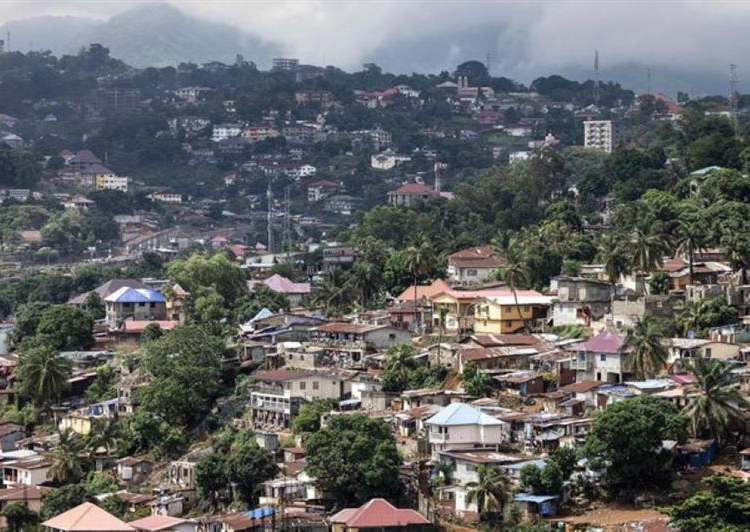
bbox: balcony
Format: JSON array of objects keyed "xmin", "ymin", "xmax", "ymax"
[{"xmin": 570, "ymin": 356, "xmax": 592, "ymax": 371}]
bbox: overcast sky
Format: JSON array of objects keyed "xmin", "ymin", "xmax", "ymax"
[{"xmin": 0, "ymin": 0, "xmax": 749, "ymax": 82}]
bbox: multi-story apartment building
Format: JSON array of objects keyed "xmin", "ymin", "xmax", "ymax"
[
  {"xmin": 248, "ymin": 369, "xmax": 353, "ymax": 429},
  {"xmin": 583, "ymin": 120, "xmax": 623, "ymax": 153}
]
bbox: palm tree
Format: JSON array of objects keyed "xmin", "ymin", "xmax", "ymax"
[
  {"xmin": 631, "ymin": 225, "xmax": 668, "ymax": 274},
  {"xmin": 676, "ymin": 300, "xmax": 704, "ymax": 337},
  {"xmin": 312, "ymin": 268, "xmax": 351, "ymax": 316},
  {"xmin": 465, "ymin": 465, "xmax": 512, "ymax": 522},
  {"xmin": 597, "ymin": 232, "xmax": 629, "ymax": 305},
  {"xmin": 623, "ymin": 316, "xmax": 668, "ymax": 379},
  {"xmin": 499, "ymin": 245, "xmax": 530, "ymax": 331},
  {"xmin": 675, "ymin": 216, "xmax": 707, "ymax": 286},
  {"xmin": 87, "ymin": 418, "xmax": 121, "ymax": 458},
  {"xmin": 15, "ymin": 346, "xmax": 72, "ymax": 409},
  {"xmin": 350, "ymin": 260, "xmax": 380, "ymax": 307},
  {"xmin": 49, "ymin": 429, "xmax": 84, "ymax": 484},
  {"xmin": 404, "ymin": 235, "xmax": 436, "ymax": 328},
  {"xmin": 684, "ymin": 358, "xmax": 750, "ymax": 446}
]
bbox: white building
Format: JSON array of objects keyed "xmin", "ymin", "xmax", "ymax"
[
  {"xmin": 149, "ymin": 192, "xmax": 183, "ymax": 204},
  {"xmin": 509, "ymin": 151, "xmax": 530, "ymax": 165},
  {"xmin": 174, "ymin": 86, "xmax": 211, "ymax": 103},
  {"xmin": 425, "ymin": 403, "xmax": 508, "ymax": 459},
  {"xmin": 212, "ymin": 124, "xmax": 243, "ymax": 142},
  {"xmin": 371, "ymin": 151, "xmax": 411, "ymax": 170},
  {"xmin": 584, "ymin": 120, "xmax": 623, "ymax": 153}
]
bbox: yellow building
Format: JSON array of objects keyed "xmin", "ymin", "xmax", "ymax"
[
  {"xmin": 431, "ymin": 289, "xmax": 552, "ymax": 334},
  {"xmin": 95, "ymin": 172, "xmax": 130, "ymax": 192}
]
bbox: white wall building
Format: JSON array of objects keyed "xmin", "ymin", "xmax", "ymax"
[
  {"xmin": 584, "ymin": 120, "xmax": 623, "ymax": 153},
  {"xmin": 425, "ymin": 403, "xmax": 508, "ymax": 459},
  {"xmin": 212, "ymin": 124, "xmax": 243, "ymax": 142}
]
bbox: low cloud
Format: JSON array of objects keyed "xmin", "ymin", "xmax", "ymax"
[{"xmin": 1, "ymin": 0, "xmax": 749, "ymax": 83}]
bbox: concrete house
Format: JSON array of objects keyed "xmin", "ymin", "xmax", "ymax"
[
  {"xmin": 569, "ymin": 330, "xmax": 634, "ymax": 384},
  {"xmin": 550, "ymin": 276, "xmax": 611, "ymax": 326},
  {"xmin": 447, "ymin": 245, "xmax": 506, "ymax": 285},
  {"xmin": 330, "ymin": 498, "xmax": 432, "ymax": 532},
  {"xmin": 104, "ymin": 287, "xmax": 167, "ymax": 329},
  {"xmin": 425, "ymin": 403, "xmax": 508, "ymax": 459},
  {"xmin": 248, "ymin": 369, "xmax": 353, "ymax": 429}
]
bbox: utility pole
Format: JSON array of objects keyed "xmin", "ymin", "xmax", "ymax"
[
  {"xmin": 730, "ymin": 64, "xmax": 740, "ymax": 137},
  {"xmin": 266, "ymin": 181, "xmax": 274, "ymax": 254},
  {"xmin": 593, "ymin": 50, "xmax": 600, "ymax": 105},
  {"xmin": 283, "ymin": 186, "xmax": 291, "ymax": 257},
  {"xmin": 646, "ymin": 67, "xmax": 652, "ymax": 94}
]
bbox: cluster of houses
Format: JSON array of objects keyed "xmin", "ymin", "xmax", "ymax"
[{"xmin": 6, "ymin": 231, "xmax": 744, "ymax": 528}]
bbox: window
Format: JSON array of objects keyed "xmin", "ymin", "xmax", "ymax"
[
  {"xmin": 599, "ymin": 353, "xmax": 606, "ymax": 362},
  {"xmin": 312, "ymin": 381, "xmax": 319, "ymax": 390},
  {"xmin": 138, "ymin": 302, "xmax": 145, "ymax": 307},
  {"xmin": 467, "ymin": 269, "xmax": 478, "ymax": 276},
  {"xmin": 705, "ymin": 348, "xmax": 712, "ymax": 358},
  {"xmin": 298, "ymin": 382, "xmax": 306, "ymax": 390},
  {"xmin": 389, "ymin": 333, "xmax": 396, "ymax": 340},
  {"xmin": 505, "ymin": 320, "xmax": 512, "ymax": 327}
]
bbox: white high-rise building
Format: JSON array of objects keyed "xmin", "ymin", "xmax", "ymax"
[{"xmin": 584, "ymin": 120, "xmax": 622, "ymax": 153}]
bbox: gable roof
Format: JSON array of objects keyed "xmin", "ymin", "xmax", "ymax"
[
  {"xmin": 388, "ymin": 182, "xmax": 440, "ymax": 197},
  {"xmin": 576, "ymin": 330, "xmax": 628, "ymax": 354},
  {"xmin": 128, "ymin": 515, "xmax": 192, "ymax": 531},
  {"xmin": 70, "ymin": 150, "xmax": 102, "ymax": 165},
  {"xmin": 396, "ymin": 279, "xmax": 451, "ymax": 302},
  {"xmin": 448, "ymin": 245, "xmax": 506, "ymax": 268},
  {"xmin": 69, "ymin": 278, "xmax": 147, "ymax": 305},
  {"xmin": 249, "ymin": 274, "xmax": 311, "ymax": 295},
  {"xmin": 425, "ymin": 402, "xmax": 504, "ymax": 427},
  {"xmin": 104, "ymin": 287, "xmax": 166, "ymax": 304},
  {"xmin": 329, "ymin": 498, "xmax": 430, "ymax": 527},
  {"xmin": 41, "ymin": 502, "xmax": 136, "ymax": 531}
]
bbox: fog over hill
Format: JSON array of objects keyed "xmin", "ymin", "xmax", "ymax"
[{"xmin": 0, "ymin": 1, "xmax": 744, "ymax": 96}]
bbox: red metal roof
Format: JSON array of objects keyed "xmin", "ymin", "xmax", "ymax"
[
  {"xmin": 579, "ymin": 330, "xmax": 628, "ymax": 354},
  {"xmin": 330, "ymin": 498, "xmax": 430, "ymax": 527}
]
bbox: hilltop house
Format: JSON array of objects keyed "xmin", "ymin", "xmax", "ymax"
[{"xmin": 388, "ymin": 183, "xmax": 440, "ymax": 207}]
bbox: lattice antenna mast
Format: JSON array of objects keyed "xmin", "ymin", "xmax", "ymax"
[
  {"xmin": 730, "ymin": 64, "xmax": 740, "ymax": 137},
  {"xmin": 593, "ymin": 50, "xmax": 600, "ymax": 105},
  {"xmin": 647, "ymin": 67, "xmax": 652, "ymax": 94}
]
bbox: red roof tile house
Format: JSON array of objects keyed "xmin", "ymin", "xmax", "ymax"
[
  {"xmin": 330, "ymin": 498, "xmax": 432, "ymax": 531},
  {"xmin": 447, "ymin": 245, "xmax": 506, "ymax": 284},
  {"xmin": 387, "ymin": 183, "xmax": 440, "ymax": 207}
]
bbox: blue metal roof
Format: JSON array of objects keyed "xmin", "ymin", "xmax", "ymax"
[
  {"xmin": 425, "ymin": 402, "xmax": 504, "ymax": 426},
  {"xmin": 506, "ymin": 459, "xmax": 547, "ymax": 470},
  {"xmin": 514, "ymin": 493, "xmax": 557, "ymax": 504},
  {"xmin": 104, "ymin": 287, "xmax": 166, "ymax": 303},
  {"xmin": 245, "ymin": 506, "xmax": 276, "ymax": 519}
]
